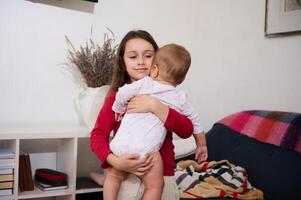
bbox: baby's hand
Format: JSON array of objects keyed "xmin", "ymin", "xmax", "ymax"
[
  {"xmin": 195, "ymin": 145, "xmax": 208, "ymax": 163},
  {"xmin": 114, "ymin": 112, "xmax": 124, "ymax": 122}
]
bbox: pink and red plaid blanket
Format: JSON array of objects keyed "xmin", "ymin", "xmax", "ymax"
[{"xmin": 218, "ymin": 110, "xmax": 301, "ymax": 154}]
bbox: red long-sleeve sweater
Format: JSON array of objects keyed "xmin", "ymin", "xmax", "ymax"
[{"xmin": 90, "ymin": 92, "xmax": 193, "ymax": 176}]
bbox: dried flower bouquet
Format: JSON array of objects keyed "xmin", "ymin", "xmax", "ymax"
[{"xmin": 65, "ymin": 29, "xmax": 117, "ymax": 88}]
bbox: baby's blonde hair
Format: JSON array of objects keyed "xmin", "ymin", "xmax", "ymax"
[{"xmin": 153, "ymin": 43, "xmax": 191, "ymax": 85}]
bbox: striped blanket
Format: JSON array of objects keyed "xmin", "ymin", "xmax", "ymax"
[
  {"xmin": 175, "ymin": 160, "xmax": 263, "ymax": 199},
  {"xmin": 217, "ymin": 110, "xmax": 301, "ymax": 154}
]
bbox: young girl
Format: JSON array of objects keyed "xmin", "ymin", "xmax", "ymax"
[{"xmin": 90, "ymin": 30, "xmax": 194, "ymax": 200}]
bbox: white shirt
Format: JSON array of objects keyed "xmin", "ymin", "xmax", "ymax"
[{"xmin": 110, "ymin": 76, "xmax": 203, "ymax": 158}]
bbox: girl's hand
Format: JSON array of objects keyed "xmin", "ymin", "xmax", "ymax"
[
  {"xmin": 107, "ymin": 153, "xmax": 154, "ymax": 177},
  {"xmin": 127, "ymin": 95, "xmax": 169, "ymax": 123},
  {"xmin": 127, "ymin": 95, "xmax": 156, "ymax": 113}
]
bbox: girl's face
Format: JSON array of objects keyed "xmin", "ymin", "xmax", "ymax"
[{"xmin": 123, "ymin": 38, "xmax": 155, "ymax": 82}]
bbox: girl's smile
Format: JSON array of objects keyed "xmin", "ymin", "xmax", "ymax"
[{"xmin": 135, "ymin": 67, "xmax": 149, "ymax": 73}]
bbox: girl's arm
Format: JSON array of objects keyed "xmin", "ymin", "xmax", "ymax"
[
  {"xmin": 113, "ymin": 77, "xmax": 146, "ymax": 113},
  {"xmin": 90, "ymin": 93, "xmax": 153, "ymax": 175},
  {"xmin": 90, "ymin": 94, "xmax": 116, "ymax": 166},
  {"xmin": 127, "ymin": 95, "xmax": 193, "ymax": 138}
]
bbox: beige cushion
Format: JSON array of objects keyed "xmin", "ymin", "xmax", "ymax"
[{"xmin": 173, "ymin": 136, "xmax": 196, "ymax": 159}]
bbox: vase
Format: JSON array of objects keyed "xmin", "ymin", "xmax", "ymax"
[{"xmin": 75, "ymin": 85, "xmax": 110, "ymax": 130}]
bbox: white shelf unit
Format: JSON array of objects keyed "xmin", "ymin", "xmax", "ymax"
[{"xmin": 0, "ymin": 125, "xmax": 103, "ymax": 200}]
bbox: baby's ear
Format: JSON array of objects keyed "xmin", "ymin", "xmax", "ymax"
[{"xmin": 150, "ymin": 65, "xmax": 159, "ymax": 78}]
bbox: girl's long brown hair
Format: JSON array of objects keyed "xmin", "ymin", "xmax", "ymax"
[{"xmin": 106, "ymin": 30, "xmax": 159, "ymax": 98}]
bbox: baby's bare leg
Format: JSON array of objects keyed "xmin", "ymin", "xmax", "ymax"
[
  {"xmin": 103, "ymin": 167, "xmax": 127, "ymax": 200},
  {"xmin": 141, "ymin": 152, "xmax": 164, "ymax": 200}
]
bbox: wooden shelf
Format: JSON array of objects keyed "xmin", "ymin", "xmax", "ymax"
[
  {"xmin": 0, "ymin": 125, "xmax": 103, "ymax": 200},
  {"xmin": 18, "ymin": 186, "xmax": 73, "ymax": 199}
]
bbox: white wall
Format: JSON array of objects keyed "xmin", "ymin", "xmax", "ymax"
[{"xmin": 0, "ymin": 0, "xmax": 300, "ymax": 131}]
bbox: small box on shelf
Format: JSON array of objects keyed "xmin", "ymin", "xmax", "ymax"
[
  {"xmin": 19, "ymin": 152, "xmax": 34, "ymax": 192},
  {"xmin": 33, "ymin": 168, "xmax": 68, "ymax": 194}
]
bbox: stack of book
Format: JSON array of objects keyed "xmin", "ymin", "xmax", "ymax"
[
  {"xmin": 35, "ymin": 181, "xmax": 68, "ymax": 191},
  {"xmin": 34, "ymin": 168, "xmax": 68, "ymax": 191},
  {"xmin": 0, "ymin": 149, "xmax": 15, "ymax": 196}
]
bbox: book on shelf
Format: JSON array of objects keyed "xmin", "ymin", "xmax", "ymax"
[
  {"xmin": 0, "ymin": 181, "xmax": 13, "ymax": 189},
  {"xmin": 0, "ymin": 149, "xmax": 14, "ymax": 159},
  {"xmin": 0, "ymin": 168, "xmax": 13, "ymax": 175},
  {"xmin": 0, "ymin": 158, "xmax": 14, "ymax": 169},
  {"xmin": 35, "ymin": 181, "xmax": 68, "ymax": 191},
  {"xmin": 19, "ymin": 152, "xmax": 34, "ymax": 191},
  {"xmin": 0, "ymin": 188, "xmax": 13, "ymax": 196},
  {"xmin": 0, "ymin": 174, "xmax": 13, "ymax": 182}
]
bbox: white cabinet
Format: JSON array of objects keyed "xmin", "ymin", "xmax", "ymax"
[{"xmin": 0, "ymin": 125, "xmax": 103, "ymax": 200}]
